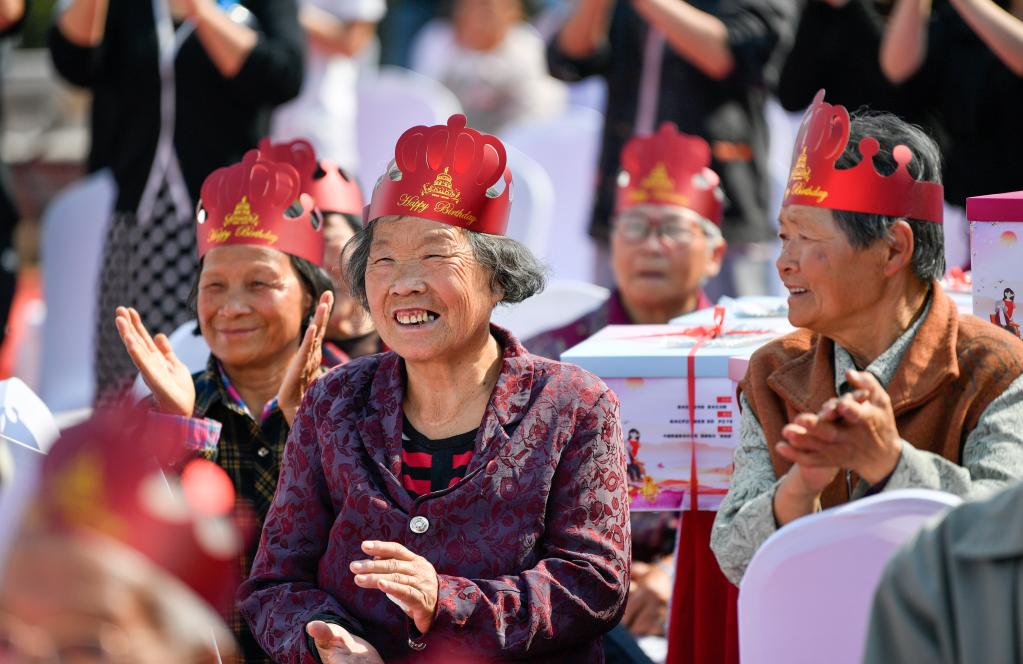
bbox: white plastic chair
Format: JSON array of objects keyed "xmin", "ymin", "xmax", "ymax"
[
  {"xmin": 504, "ymin": 145, "xmax": 555, "ymax": 258},
  {"xmin": 37, "ymin": 170, "xmax": 116, "ymax": 413},
  {"xmin": 131, "ymin": 319, "xmax": 210, "ymax": 401},
  {"xmin": 0, "ymin": 378, "xmax": 60, "ymax": 565},
  {"xmin": 739, "ymin": 489, "xmax": 963, "ymax": 664},
  {"xmin": 501, "ymin": 107, "xmax": 604, "ymax": 282},
  {"xmin": 491, "ymin": 279, "xmax": 610, "ymax": 342},
  {"xmin": 355, "ymin": 66, "xmax": 463, "ymax": 183}
]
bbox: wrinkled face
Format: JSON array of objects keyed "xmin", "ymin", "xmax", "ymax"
[
  {"xmin": 0, "ymin": 537, "xmax": 175, "ymax": 664},
  {"xmin": 611, "ymin": 204, "xmax": 721, "ymax": 312},
  {"xmin": 197, "ymin": 245, "xmax": 310, "ymax": 370},
  {"xmin": 323, "ymin": 214, "xmax": 373, "ymax": 340},
  {"xmin": 776, "ymin": 205, "xmax": 887, "ymax": 335},
  {"xmin": 365, "ymin": 217, "xmax": 500, "ymax": 363}
]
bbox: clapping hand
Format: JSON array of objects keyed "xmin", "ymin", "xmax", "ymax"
[
  {"xmin": 777, "ymin": 370, "xmax": 902, "ymax": 485},
  {"xmin": 305, "ymin": 621, "xmax": 383, "ymax": 664},
  {"xmin": 114, "ymin": 306, "xmax": 195, "ymax": 416},
  {"xmin": 278, "ymin": 291, "xmax": 334, "ymax": 426},
  {"xmin": 350, "ymin": 541, "xmax": 439, "ymax": 635}
]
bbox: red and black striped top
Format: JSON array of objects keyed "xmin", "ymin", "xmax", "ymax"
[{"xmin": 400, "ymin": 415, "xmax": 477, "ymax": 498}]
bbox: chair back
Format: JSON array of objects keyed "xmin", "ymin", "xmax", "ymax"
[
  {"xmin": 501, "ymin": 107, "xmax": 603, "ymax": 282},
  {"xmin": 38, "ymin": 171, "xmax": 116, "ymax": 412},
  {"xmin": 491, "ymin": 279, "xmax": 610, "ymax": 342},
  {"xmin": 504, "ymin": 145, "xmax": 555, "ymax": 258},
  {"xmin": 739, "ymin": 489, "xmax": 963, "ymax": 664},
  {"xmin": 356, "ymin": 66, "xmax": 463, "ymax": 184}
]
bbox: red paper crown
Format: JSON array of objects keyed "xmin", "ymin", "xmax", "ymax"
[
  {"xmin": 366, "ymin": 114, "xmax": 512, "ymax": 235},
  {"xmin": 29, "ymin": 412, "xmax": 244, "ymax": 614},
  {"xmin": 783, "ymin": 90, "xmax": 943, "ymax": 222},
  {"xmin": 257, "ymin": 138, "xmax": 365, "ymax": 216},
  {"xmin": 196, "ymin": 149, "xmax": 325, "ymax": 265},
  {"xmin": 617, "ymin": 123, "xmax": 724, "ymax": 224}
]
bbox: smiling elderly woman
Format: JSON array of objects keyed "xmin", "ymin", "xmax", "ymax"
[
  {"xmin": 238, "ymin": 115, "xmax": 631, "ymax": 663},
  {"xmin": 711, "ymin": 90, "xmax": 1023, "ymax": 584}
]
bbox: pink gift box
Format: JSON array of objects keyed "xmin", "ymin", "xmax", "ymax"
[
  {"xmin": 562, "ymin": 316, "xmax": 792, "ymax": 511},
  {"xmin": 968, "ymin": 190, "xmax": 1023, "ymax": 337}
]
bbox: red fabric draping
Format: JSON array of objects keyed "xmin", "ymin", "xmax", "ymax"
[{"xmin": 665, "ymin": 510, "xmax": 739, "ymax": 664}]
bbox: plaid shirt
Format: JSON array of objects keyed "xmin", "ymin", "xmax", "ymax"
[{"xmin": 172, "ymin": 356, "xmax": 292, "ymax": 664}]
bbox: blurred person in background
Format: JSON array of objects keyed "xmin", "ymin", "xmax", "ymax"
[
  {"xmin": 258, "ymin": 137, "xmax": 383, "ymax": 361},
  {"xmin": 380, "ymin": 0, "xmax": 445, "ymax": 67},
  {"xmin": 526, "ymin": 121, "xmax": 728, "ymax": 664},
  {"xmin": 526, "ymin": 122, "xmax": 723, "ymax": 359},
  {"xmin": 271, "ymin": 0, "xmax": 384, "ymax": 173},
  {"xmin": 547, "ymin": 0, "xmax": 795, "ymax": 295},
  {"xmin": 410, "ymin": 0, "xmax": 567, "ymax": 134},
  {"xmin": 776, "ymin": 0, "xmax": 929, "ymax": 121},
  {"xmin": 881, "ymin": 0, "xmax": 1023, "ymax": 269},
  {"xmin": 0, "ymin": 413, "xmax": 241, "ymax": 664},
  {"xmin": 238, "ymin": 114, "xmax": 630, "ymax": 663},
  {"xmin": 0, "ymin": 0, "xmax": 25, "ymax": 348},
  {"xmin": 114, "ymin": 148, "xmax": 333, "ymax": 662},
  {"xmin": 48, "ymin": 0, "xmax": 305, "ymax": 404}
]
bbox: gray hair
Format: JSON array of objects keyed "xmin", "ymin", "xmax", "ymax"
[
  {"xmin": 342, "ymin": 216, "xmax": 547, "ymax": 308},
  {"xmin": 831, "ymin": 110, "xmax": 945, "ymax": 282}
]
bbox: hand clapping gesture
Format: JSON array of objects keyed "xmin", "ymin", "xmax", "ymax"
[
  {"xmin": 776, "ymin": 369, "xmax": 902, "ymax": 486},
  {"xmin": 277, "ymin": 291, "xmax": 333, "ymax": 426},
  {"xmin": 114, "ymin": 306, "xmax": 195, "ymax": 416}
]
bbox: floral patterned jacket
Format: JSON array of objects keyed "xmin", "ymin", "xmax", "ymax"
[{"xmin": 238, "ymin": 326, "xmax": 631, "ymax": 663}]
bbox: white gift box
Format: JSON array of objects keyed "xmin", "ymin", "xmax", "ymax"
[
  {"xmin": 968, "ymin": 191, "xmax": 1023, "ymax": 336},
  {"xmin": 562, "ymin": 312, "xmax": 794, "ymax": 511}
]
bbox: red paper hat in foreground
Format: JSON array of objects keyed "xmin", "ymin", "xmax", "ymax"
[
  {"xmin": 782, "ymin": 90, "xmax": 943, "ymax": 222},
  {"xmin": 366, "ymin": 114, "xmax": 512, "ymax": 235},
  {"xmin": 258, "ymin": 138, "xmax": 365, "ymax": 216},
  {"xmin": 196, "ymin": 149, "xmax": 325, "ymax": 265},
  {"xmin": 27, "ymin": 412, "xmax": 244, "ymax": 614},
  {"xmin": 616, "ymin": 122, "xmax": 724, "ymax": 224}
]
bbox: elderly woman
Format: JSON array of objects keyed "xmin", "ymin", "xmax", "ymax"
[
  {"xmin": 526, "ymin": 122, "xmax": 723, "ymax": 360},
  {"xmin": 527, "ymin": 122, "xmax": 726, "ymax": 654},
  {"xmin": 711, "ymin": 90, "xmax": 1023, "ymax": 584},
  {"xmin": 238, "ymin": 115, "xmax": 631, "ymax": 663},
  {"xmin": 115, "ymin": 149, "xmax": 333, "ymax": 662}
]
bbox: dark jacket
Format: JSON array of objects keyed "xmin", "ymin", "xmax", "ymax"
[
  {"xmin": 48, "ymin": 0, "xmax": 304, "ymax": 213},
  {"xmin": 238, "ymin": 327, "xmax": 631, "ymax": 662},
  {"xmin": 547, "ymin": 0, "xmax": 796, "ymax": 244}
]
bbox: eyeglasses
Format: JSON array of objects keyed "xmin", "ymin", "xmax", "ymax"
[{"xmin": 614, "ymin": 212, "xmax": 703, "ymax": 244}]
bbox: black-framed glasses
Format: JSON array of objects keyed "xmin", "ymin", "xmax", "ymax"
[{"xmin": 614, "ymin": 211, "xmax": 702, "ymax": 244}]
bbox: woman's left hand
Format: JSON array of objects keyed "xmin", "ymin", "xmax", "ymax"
[
  {"xmin": 776, "ymin": 370, "xmax": 902, "ymax": 485},
  {"xmin": 351, "ymin": 541, "xmax": 439, "ymax": 635},
  {"xmin": 278, "ymin": 291, "xmax": 334, "ymax": 427}
]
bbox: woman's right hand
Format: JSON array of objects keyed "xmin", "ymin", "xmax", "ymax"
[
  {"xmin": 306, "ymin": 621, "xmax": 383, "ymax": 664},
  {"xmin": 114, "ymin": 307, "xmax": 195, "ymax": 417}
]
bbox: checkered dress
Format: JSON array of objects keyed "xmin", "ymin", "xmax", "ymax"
[{"xmin": 94, "ymin": 180, "xmax": 198, "ymax": 405}]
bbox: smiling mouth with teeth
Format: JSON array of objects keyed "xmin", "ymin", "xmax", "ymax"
[{"xmin": 395, "ymin": 310, "xmax": 439, "ymax": 326}]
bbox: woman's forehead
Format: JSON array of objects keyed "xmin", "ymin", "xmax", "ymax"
[
  {"xmin": 778, "ymin": 204, "xmax": 835, "ymax": 229},
  {"xmin": 202, "ymin": 245, "xmax": 291, "ymax": 273},
  {"xmin": 371, "ymin": 220, "xmax": 467, "ymax": 250}
]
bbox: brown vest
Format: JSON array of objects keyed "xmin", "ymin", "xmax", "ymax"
[{"xmin": 740, "ymin": 286, "xmax": 1023, "ymax": 508}]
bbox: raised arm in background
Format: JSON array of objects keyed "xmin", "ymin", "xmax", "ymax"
[
  {"xmin": 632, "ymin": 0, "xmax": 735, "ymax": 79},
  {"xmin": 880, "ymin": 0, "xmax": 931, "ymax": 82}
]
